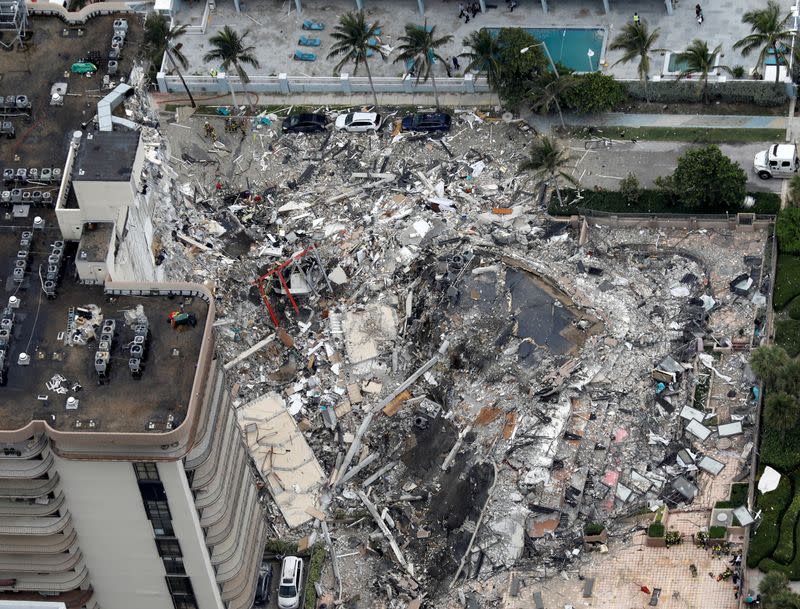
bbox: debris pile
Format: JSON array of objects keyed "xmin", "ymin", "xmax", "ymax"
[{"xmin": 139, "ymin": 104, "xmax": 768, "ymax": 607}]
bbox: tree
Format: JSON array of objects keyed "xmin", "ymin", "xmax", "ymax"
[
  {"xmin": 777, "ymin": 360, "xmax": 800, "ymax": 397},
  {"xmin": 520, "ymin": 136, "xmax": 574, "ymax": 207},
  {"xmin": 789, "ymin": 175, "xmax": 800, "ymax": 206},
  {"xmin": 776, "ymin": 208, "xmax": 800, "ymax": 254},
  {"xmin": 608, "ymin": 21, "xmax": 661, "ymax": 102},
  {"xmin": 494, "ymin": 28, "xmax": 549, "ymax": 109},
  {"xmin": 620, "ymin": 172, "xmax": 641, "ymax": 203},
  {"xmin": 203, "ymin": 26, "xmax": 260, "ymax": 111},
  {"xmin": 327, "ymin": 11, "xmax": 385, "ymax": 110},
  {"xmin": 751, "ymin": 345, "xmax": 791, "ymax": 391},
  {"xmin": 461, "ymin": 29, "xmax": 501, "ymax": 87},
  {"xmin": 676, "ymin": 39, "xmax": 732, "ymax": 104},
  {"xmin": 734, "ymin": 0, "xmax": 793, "ymax": 83},
  {"xmin": 394, "ymin": 23, "xmax": 453, "ymax": 109},
  {"xmin": 761, "ymin": 572, "xmax": 791, "ymax": 607},
  {"xmin": 669, "ymin": 145, "xmax": 747, "ymax": 211},
  {"xmin": 559, "ymin": 72, "xmax": 626, "ymax": 114},
  {"xmin": 771, "ymin": 590, "xmax": 800, "ymax": 609},
  {"xmin": 765, "ymin": 391, "xmax": 800, "ymax": 440},
  {"xmin": 142, "ymin": 13, "xmax": 196, "ymax": 108},
  {"xmin": 528, "ymin": 73, "xmax": 576, "ymax": 129}
]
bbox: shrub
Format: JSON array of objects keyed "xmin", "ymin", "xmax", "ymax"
[
  {"xmin": 665, "ymin": 530, "xmax": 682, "ymax": 546},
  {"xmin": 494, "ymin": 28, "xmax": 549, "ymax": 109},
  {"xmin": 709, "ymin": 525, "xmax": 727, "ymax": 539},
  {"xmin": 790, "ymin": 176, "xmax": 800, "ymax": 207},
  {"xmin": 748, "ymin": 474, "xmax": 792, "ymax": 567},
  {"xmin": 303, "ymin": 544, "xmax": 326, "ymax": 609},
  {"xmin": 648, "ymin": 522, "xmax": 665, "ymax": 537},
  {"xmin": 619, "ymin": 172, "xmax": 641, "ymax": 204},
  {"xmin": 776, "ymin": 320, "xmax": 800, "ymax": 357},
  {"xmin": 560, "ymin": 72, "xmax": 626, "ymax": 114},
  {"xmin": 749, "ymin": 191, "xmax": 782, "ymax": 214},
  {"xmin": 623, "ymin": 79, "xmax": 788, "ymax": 107},
  {"xmin": 732, "ymin": 65, "xmax": 746, "ymax": 79},
  {"xmin": 584, "ymin": 522, "xmax": 605, "ymax": 536},
  {"xmin": 773, "ymin": 492, "xmax": 800, "ymax": 563},
  {"xmin": 777, "ymin": 209, "xmax": 800, "ymax": 254},
  {"xmin": 265, "ymin": 539, "xmax": 299, "ymax": 555},
  {"xmin": 788, "ymin": 297, "xmax": 800, "ymax": 320},
  {"xmin": 670, "ymin": 145, "xmax": 748, "ymax": 212}
]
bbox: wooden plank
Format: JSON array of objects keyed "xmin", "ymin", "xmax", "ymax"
[{"xmin": 382, "ymin": 389, "xmax": 412, "ymax": 417}]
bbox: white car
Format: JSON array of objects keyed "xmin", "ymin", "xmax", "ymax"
[
  {"xmin": 334, "ymin": 112, "xmax": 382, "ymax": 133},
  {"xmin": 277, "ymin": 556, "xmax": 303, "ymax": 609}
]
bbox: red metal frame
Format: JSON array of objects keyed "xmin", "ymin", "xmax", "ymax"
[{"xmin": 251, "ymin": 245, "xmax": 318, "ymax": 327}]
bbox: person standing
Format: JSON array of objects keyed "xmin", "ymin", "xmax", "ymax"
[
  {"xmin": 453, "ymin": 56, "xmax": 460, "ymax": 70},
  {"xmin": 458, "ymin": 2, "xmax": 465, "ymax": 18},
  {"xmin": 633, "ymin": 12, "xmax": 640, "ymax": 24},
  {"xmin": 695, "ymin": 4, "xmax": 702, "ymax": 16},
  {"xmin": 697, "ymin": 10, "xmax": 704, "ymax": 25}
]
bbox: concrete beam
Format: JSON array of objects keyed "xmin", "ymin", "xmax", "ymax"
[
  {"xmin": 355, "ymin": 0, "xmax": 363, "ymax": 8},
  {"xmin": 294, "ymin": 0, "xmax": 302, "ymax": 14},
  {"xmin": 602, "ymin": 0, "xmax": 609, "ymax": 13},
  {"xmin": 664, "ymin": 0, "xmax": 673, "ymax": 14},
  {"xmin": 417, "ymin": 0, "xmax": 425, "ymax": 15},
  {"xmin": 233, "ymin": 0, "xmax": 240, "ymax": 12},
  {"xmin": 479, "ymin": 0, "xmax": 486, "ymax": 12},
  {"xmin": 540, "ymin": 0, "xmax": 548, "ymax": 13}
]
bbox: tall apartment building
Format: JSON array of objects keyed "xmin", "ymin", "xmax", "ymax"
[{"xmin": 0, "ymin": 126, "xmax": 267, "ymax": 609}]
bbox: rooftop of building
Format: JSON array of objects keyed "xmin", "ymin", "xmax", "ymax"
[
  {"xmin": 73, "ymin": 129, "xmax": 140, "ymax": 182},
  {"xmin": 77, "ymin": 222, "xmax": 114, "ymax": 263},
  {"xmin": 0, "ymin": 214, "xmax": 209, "ymax": 434}
]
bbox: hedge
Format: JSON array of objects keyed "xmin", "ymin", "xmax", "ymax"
[
  {"xmin": 775, "ymin": 320, "xmax": 800, "ymax": 357},
  {"xmin": 749, "ymin": 474, "xmax": 793, "ymax": 568},
  {"xmin": 789, "ymin": 297, "xmax": 800, "ymax": 320},
  {"xmin": 709, "ymin": 525, "xmax": 728, "ymax": 539},
  {"xmin": 648, "ymin": 522, "xmax": 665, "ymax": 537},
  {"xmin": 775, "ymin": 491, "xmax": 800, "ymax": 563},
  {"xmin": 549, "ymin": 189, "xmax": 780, "ymax": 216},
  {"xmin": 774, "ymin": 255, "xmax": 800, "ymax": 310},
  {"xmin": 623, "ymin": 79, "xmax": 789, "ymax": 107}
]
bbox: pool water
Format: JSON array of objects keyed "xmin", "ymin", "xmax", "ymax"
[
  {"xmin": 525, "ymin": 28, "xmax": 605, "ymax": 72},
  {"xmin": 668, "ymin": 54, "xmax": 716, "ymax": 73}
]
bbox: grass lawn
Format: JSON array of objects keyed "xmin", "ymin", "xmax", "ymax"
[
  {"xmin": 774, "ymin": 255, "xmax": 800, "ymax": 310},
  {"xmin": 567, "ymin": 126, "xmax": 786, "ymax": 143},
  {"xmin": 775, "ymin": 319, "xmax": 800, "ymax": 357}
]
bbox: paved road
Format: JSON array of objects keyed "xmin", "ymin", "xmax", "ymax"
[{"xmin": 567, "ymin": 139, "xmax": 783, "ymax": 194}]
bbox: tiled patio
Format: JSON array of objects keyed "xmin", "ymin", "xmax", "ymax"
[{"xmin": 169, "ymin": 0, "xmax": 767, "ymax": 80}]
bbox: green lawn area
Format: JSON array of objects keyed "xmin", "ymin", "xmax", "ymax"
[
  {"xmin": 775, "ymin": 255, "xmax": 800, "ymax": 310},
  {"xmin": 749, "ymin": 472, "xmax": 793, "ymax": 568},
  {"xmin": 775, "ymin": 319, "xmax": 800, "ymax": 357},
  {"xmin": 568, "ymin": 126, "xmax": 786, "ymax": 143},
  {"xmin": 549, "ymin": 189, "xmax": 780, "ymax": 216}
]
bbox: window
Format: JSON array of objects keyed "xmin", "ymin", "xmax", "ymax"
[
  {"xmin": 166, "ymin": 575, "xmax": 196, "ymax": 598},
  {"xmin": 172, "ymin": 599, "xmax": 198, "ymax": 609},
  {"xmin": 134, "ymin": 463, "xmax": 160, "ymax": 481},
  {"xmin": 156, "ymin": 539, "xmax": 182, "ymax": 557},
  {"xmin": 162, "ymin": 555, "xmax": 186, "ymax": 575},
  {"xmin": 144, "ymin": 499, "xmax": 173, "ymax": 536}
]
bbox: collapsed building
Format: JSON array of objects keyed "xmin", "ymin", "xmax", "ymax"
[{"xmin": 137, "ymin": 94, "xmax": 769, "ymax": 607}]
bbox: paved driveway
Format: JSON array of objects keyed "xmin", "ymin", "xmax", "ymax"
[{"xmin": 567, "ymin": 139, "xmax": 782, "ymax": 194}]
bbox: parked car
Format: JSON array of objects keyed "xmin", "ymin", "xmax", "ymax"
[
  {"xmin": 277, "ymin": 556, "xmax": 303, "ymax": 609},
  {"xmin": 334, "ymin": 112, "xmax": 382, "ymax": 132},
  {"xmin": 253, "ymin": 562, "xmax": 273, "ymax": 605},
  {"xmin": 282, "ymin": 113, "xmax": 327, "ymax": 133},
  {"xmin": 400, "ymin": 112, "xmax": 451, "ymax": 133}
]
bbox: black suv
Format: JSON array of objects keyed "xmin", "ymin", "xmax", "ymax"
[
  {"xmin": 401, "ymin": 112, "xmax": 452, "ymax": 133},
  {"xmin": 282, "ymin": 113, "xmax": 328, "ymax": 133},
  {"xmin": 254, "ymin": 563, "xmax": 273, "ymax": 605}
]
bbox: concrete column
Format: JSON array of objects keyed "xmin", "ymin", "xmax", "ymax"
[
  {"xmin": 156, "ymin": 71, "xmax": 168, "ymax": 93},
  {"xmin": 233, "ymin": 0, "xmax": 240, "ymax": 12},
  {"xmin": 295, "ymin": 0, "xmax": 302, "ymax": 14},
  {"xmin": 417, "ymin": 0, "xmax": 425, "ymax": 15},
  {"xmin": 463, "ymin": 72, "xmax": 475, "ymax": 93},
  {"xmin": 479, "ymin": 0, "xmax": 486, "ymax": 12},
  {"xmin": 664, "ymin": 0, "xmax": 673, "ymax": 14},
  {"xmin": 340, "ymin": 73, "xmax": 352, "ymax": 92},
  {"xmin": 355, "ymin": 0, "xmax": 363, "ymax": 8},
  {"xmin": 540, "ymin": 0, "xmax": 548, "ymax": 13},
  {"xmin": 403, "ymin": 74, "xmax": 414, "ymax": 92},
  {"xmin": 602, "ymin": 0, "xmax": 609, "ymax": 13},
  {"xmin": 278, "ymin": 73, "xmax": 290, "ymax": 93}
]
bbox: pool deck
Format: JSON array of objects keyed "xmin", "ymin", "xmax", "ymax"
[{"xmin": 170, "ymin": 0, "xmax": 759, "ymax": 81}]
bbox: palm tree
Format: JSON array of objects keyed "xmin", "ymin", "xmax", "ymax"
[
  {"xmin": 203, "ymin": 26, "xmax": 260, "ymax": 111},
  {"xmin": 327, "ymin": 11, "xmax": 385, "ymax": 110},
  {"xmin": 765, "ymin": 391, "xmax": 800, "ymax": 441},
  {"xmin": 394, "ymin": 23, "xmax": 453, "ymax": 109},
  {"xmin": 528, "ymin": 73, "xmax": 576, "ymax": 130},
  {"xmin": 460, "ymin": 29, "xmax": 501, "ymax": 88},
  {"xmin": 608, "ymin": 21, "xmax": 661, "ymax": 102},
  {"xmin": 750, "ymin": 344, "xmax": 790, "ymax": 391},
  {"xmin": 734, "ymin": 0, "xmax": 793, "ymax": 83},
  {"xmin": 142, "ymin": 13, "xmax": 196, "ymax": 108},
  {"xmin": 760, "ymin": 571, "xmax": 790, "ymax": 600},
  {"xmin": 676, "ymin": 40, "xmax": 732, "ymax": 104},
  {"xmin": 519, "ymin": 136, "xmax": 575, "ymax": 207}
]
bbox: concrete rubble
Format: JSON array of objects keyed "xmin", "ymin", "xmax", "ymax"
[{"xmin": 123, "ymin": 89, "xmax": 768, "ymax": 608}]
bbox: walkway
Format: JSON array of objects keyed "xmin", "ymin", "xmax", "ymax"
[{"xmin": 526, "ymin": 111, "xmax": 789, "ymax": 131}]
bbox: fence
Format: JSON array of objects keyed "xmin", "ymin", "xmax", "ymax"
[
  {"xmin": 562, "ymin": 209, "xmax": 775, "ymax": 232},
  {"xmin": 156, "ymin": 71, "xmax": 492, "ymax": 96},
  {"xmin": 27, "ymin": 1, "xmax": 137, "ymax": 24}
]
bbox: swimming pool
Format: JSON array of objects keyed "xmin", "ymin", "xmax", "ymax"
[{"xmin": 486, "ymin": 27, "xmax": 606, "ymax": 73}]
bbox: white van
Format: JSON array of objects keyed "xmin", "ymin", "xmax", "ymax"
[{"xmin": 277, "ymin": 556, "xmax": 303, "ymax": 609}]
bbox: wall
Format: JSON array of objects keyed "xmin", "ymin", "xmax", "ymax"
[
  {"xmin": 158, "ymin": 460, "xmax": 225, "ymax": 609},
  {"xmin": 53, "ymin": 455, "xmax": 174, "ymax": 609},
  {"xmin": 72, "ymin": 180, "xmax": 133, "ymax": 233},
  {"xmin": 54, "ymin": 207, "xmax": 83, "ymax": 242}
]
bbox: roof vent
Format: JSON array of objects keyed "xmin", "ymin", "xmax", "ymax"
[{"xmin": 17, "ymin": 352, "xmax": 29, "ymax": 365}]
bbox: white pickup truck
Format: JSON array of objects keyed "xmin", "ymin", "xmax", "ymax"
[{"xmin": 754, "ymin": 143, "xmax": 800, "ymax": 179}]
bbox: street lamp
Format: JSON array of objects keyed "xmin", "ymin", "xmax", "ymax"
[
  {"xmin": 521, "ymin": 42, "xmax": 560, "ymax": 77},
  {"xmin": 587, "ymin": 48, "xmax": 595, "ymax": 72}
]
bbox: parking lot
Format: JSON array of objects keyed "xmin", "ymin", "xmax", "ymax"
[{"xmin": 568, "ymin": 139, "xmax": 783, "ymax": 194}]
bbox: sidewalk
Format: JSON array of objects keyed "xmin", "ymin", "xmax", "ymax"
[{"xmin": 525, "ymin": 111, "xmax": 789, "ymax": 132}]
